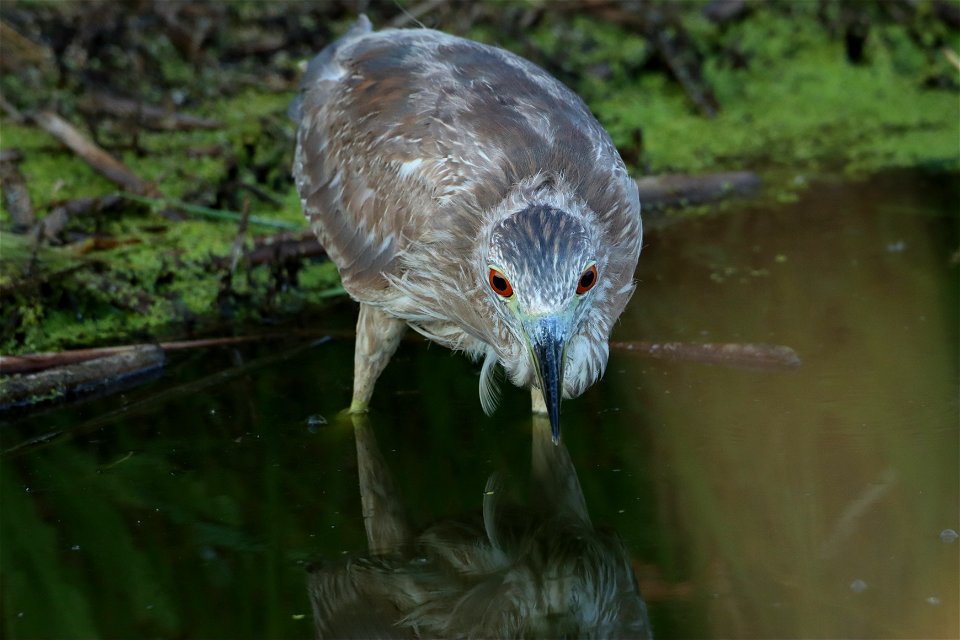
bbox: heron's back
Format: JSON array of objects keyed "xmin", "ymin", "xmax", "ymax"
[{"xmin": 292, "ymin": 18, "xmax": 641, "ymax": 305}]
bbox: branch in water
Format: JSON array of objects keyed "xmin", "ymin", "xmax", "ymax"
[
  {"xmin": 0, "ymin": 345, "xmax": 165, "ymax": 411},
  {"xmin": 610, "ymin": 341, "xmax": 801, "ymax": 371}
]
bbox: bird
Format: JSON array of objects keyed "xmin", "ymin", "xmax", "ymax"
[
  {"xmin": 291, "ymin": 16, "xmax": 642, "ymax": 441},
  {"xmin": 307, "ymin": 413, "xmax": 653, "ymax": 639}
]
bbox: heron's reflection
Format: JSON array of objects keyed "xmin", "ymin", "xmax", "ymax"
[{"xmin": 308, "ymin": 415, "xmax": 652, "ymax": 639}]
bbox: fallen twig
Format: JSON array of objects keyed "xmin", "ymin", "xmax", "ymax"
[
  {"xmin": 32, "ymin": 110, "xmax": 157, "ymax": 196},
  {"xmin": 610, "ymin": 340, "xmax": 801, "ymax": 371}
]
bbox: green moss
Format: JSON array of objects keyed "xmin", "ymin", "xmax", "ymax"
[
  {"xmin": 299, "ymin": 262, "xmax": 341, "ymax": 299},
  {"xmin": 512, "ymin": 7, "xmax": 959, "ymax": 176},
  {"xmin": 1, "ymin": 122, "xmax": 118, "ymax": 210}
]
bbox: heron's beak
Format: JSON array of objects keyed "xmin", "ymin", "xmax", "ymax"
[{"xmin": 522, "ymin": 314, "xmax": 569, "ymax": 444}]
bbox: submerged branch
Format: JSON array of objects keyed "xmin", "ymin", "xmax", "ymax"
[
  {"xmin": 610, "ymin": 341, "xmax": 802, "ymax": 371},
  {"xmin": 635, "ymin": 171, "xmax": 761, "ymax": 209},
  {"xmin": 0, "ymin": 332, "xmax": 343, "ymax": 375},
  {"xmin": 32, "ymin": 111, "xmax": 157, "ymax": 196},
  {"xmin": 0, "ymin": 345, "xmax": 165, "ymax": 411}
]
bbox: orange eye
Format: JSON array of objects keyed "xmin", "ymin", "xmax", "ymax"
[
  {"xmin": 576, "ymin": 265, "xmax": 598, "ymax": 294},
  {"xmin": 488, "ymin": 268, "xmax": 513, "ymax": 297}
]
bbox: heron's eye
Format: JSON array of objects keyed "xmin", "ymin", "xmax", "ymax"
[
  {"xmin": 488, "ymin": 268, "xmax": 513, "ymax": 297},
  {"xmin": 576, "ymin": 265, "xmax": 598, "ymax": 294}
]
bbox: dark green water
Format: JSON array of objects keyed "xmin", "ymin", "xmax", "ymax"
[{"xmin": 2, "ymin": 171, "xmax": 958, "ymax": 638}]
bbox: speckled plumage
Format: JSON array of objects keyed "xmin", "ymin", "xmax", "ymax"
[{"xmin": 292, "ymin": 16, "xmax": 642, "ymax": 424}]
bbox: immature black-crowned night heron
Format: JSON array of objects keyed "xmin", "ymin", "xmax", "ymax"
[{"xmin": 292, "ymin": 16, "xmax": 642, "ymax": 441}]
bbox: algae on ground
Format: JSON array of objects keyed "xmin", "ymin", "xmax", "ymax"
[{"xmin": 0, "ymin": 72, "xmax": 345, "ymax": 355}]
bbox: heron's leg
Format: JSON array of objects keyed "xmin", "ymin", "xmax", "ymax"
[
  {"xmin": 350, "ymin": 303, "xmax": 406, "ymax": 413},
  {"xmin": 531, "ymin": 386, "xmax": 548, "ymax": 415}
]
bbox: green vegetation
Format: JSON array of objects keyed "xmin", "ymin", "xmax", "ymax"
[{"xmin": 478, "ymin": 5, "xmax": 959, "ymax": 176}]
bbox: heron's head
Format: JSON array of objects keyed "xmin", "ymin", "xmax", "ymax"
[{"xmin": 483, "ymin": 203, "xmax": 606, "ymax": 442}]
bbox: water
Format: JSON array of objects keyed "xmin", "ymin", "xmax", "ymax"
[{"xmin": 2, "ymin": 170, "xmax": 957, "ymax": 638}]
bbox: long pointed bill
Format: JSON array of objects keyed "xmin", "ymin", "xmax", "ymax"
[{"xmin": 525, "ymin": 316, "xmax": 567, "ymax": 445}]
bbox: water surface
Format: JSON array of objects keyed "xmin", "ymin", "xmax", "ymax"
[{"xmin": 2, "ymin": 170, "xmax": 957, "ymax": 638}]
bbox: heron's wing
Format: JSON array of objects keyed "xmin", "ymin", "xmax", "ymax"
[
  {"xmin": 292, "ymin": 21, "xmax": 458, "ymax": 300},
  {"xmin": 293, "ymin": 23, "xmax": 641, "ymax": 307}
]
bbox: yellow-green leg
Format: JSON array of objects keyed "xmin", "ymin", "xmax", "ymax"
[{"xmin": 349, "ymin": 302, "xmax": 407, "ymax": 413}]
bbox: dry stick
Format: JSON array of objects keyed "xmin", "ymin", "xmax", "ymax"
[
  {"xmin": 610, "ymin": 341, "xmax": 802, "ymax": 371},
  {"xmin": 32, "ymin": 111, "xmax": 157, "ymax": 196}
]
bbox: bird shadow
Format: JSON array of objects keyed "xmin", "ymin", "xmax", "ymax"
[{"xmin": 307, "ymin": 414, "xmax": 652, "ymax": 639}]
